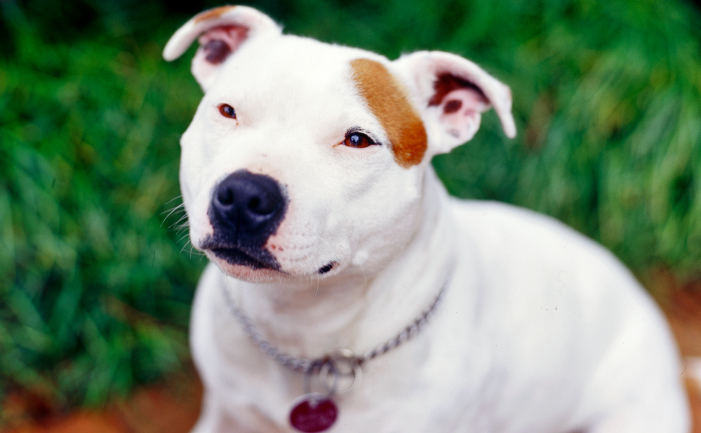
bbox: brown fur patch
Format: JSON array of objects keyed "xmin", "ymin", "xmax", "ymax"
[
  {"xmin": 194, "ymin": 5, "xmax": 237, "ymax": 23},
  {"xmin": 428, "ymin": 73, "xmax": 488, "ymax": 107},
  {"xmin": 350, "ymin": 59, "xmax": 427, "ymax": 167}
]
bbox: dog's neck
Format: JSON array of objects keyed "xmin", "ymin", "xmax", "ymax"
[{"xmin": 217, "ymin": 169, "xmax": 457, "ymax": 359}]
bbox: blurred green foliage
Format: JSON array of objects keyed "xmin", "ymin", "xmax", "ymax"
[{"xmin": 1, "ymin": 0, "xmax": 700, "ymax": 412}]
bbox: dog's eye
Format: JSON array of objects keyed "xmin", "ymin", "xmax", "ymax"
[
  {"xmin": 219, "ymin": 104, "xmax": 237, "ymax": 119},
  {"xmin": 343, "ymin": 132, "xmax": 376, "ymax": 148}
]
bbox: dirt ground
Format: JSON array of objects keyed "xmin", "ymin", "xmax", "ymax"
[
  {"xmin": 1, "ymin": 366, "xmax": 203, "ymax": 433},
  {"xmin": 2, "ymin": 287, "xmax": 701, "ymax": 433}
]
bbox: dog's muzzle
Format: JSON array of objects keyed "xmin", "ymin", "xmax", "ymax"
[{"xmin": 202, "ymin": 169, "xmax": 287, "ymax": 270}]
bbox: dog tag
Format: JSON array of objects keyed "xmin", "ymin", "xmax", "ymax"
[{"xmin": 289, "ymin": 393, "xmax": 338, "ymax": 433}]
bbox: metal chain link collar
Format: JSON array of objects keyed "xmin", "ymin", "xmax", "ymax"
[{"xmin": 220, "ymin": 274, "xmax": 452, "ymax": 375}]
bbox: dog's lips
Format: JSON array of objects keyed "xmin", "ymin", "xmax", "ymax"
[
  {"xmin": 317, "ymin": 261, "xmax": 337, "ymax": 275},
  {"xmin": 210, "ymin": 247, "xmax": 270, "ymax": 269},
  {"xmin": 211, "ymin": 248, "xmax": 340, "ymax": 278},
  {"xmin": 200, "ymin": 237, "xmax": 342, "ymax": 277},
  {"xmin": 199, "ymin": 237, "xmax": 280, "ymax": 270}
]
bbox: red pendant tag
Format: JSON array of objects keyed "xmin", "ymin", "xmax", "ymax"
[{"xmin": 289, "ymin": 394, "xmax": 338, "ymax": 433}]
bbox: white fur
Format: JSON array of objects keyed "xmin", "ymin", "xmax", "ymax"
[{"xmin": 164, "ymin": 7, "xmax": 690, "ymax": 433}]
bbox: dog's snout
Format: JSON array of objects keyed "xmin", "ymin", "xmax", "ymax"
[
  {"xmin": 212, "ymin": 170, "xmax": 286, "ymax": 236},
  {"xmin": 204, "ymin": 170, "xmax": 286, "ymax": 270},
  {"xmin": 209, "ymin": 170, "xmax": 287, "ymax": 249}
]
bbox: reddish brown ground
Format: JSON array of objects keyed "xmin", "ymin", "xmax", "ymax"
[
  {"xmin": 2, "ymin": 286, "xmax": 701, "ymax": 433},
  {"xmin": 0, "ymin": 368, "xmax": 202, "ymax": 433},
  {"xmin": 668, "ymin": 284, "xmax": 701, "ymax": 433}
]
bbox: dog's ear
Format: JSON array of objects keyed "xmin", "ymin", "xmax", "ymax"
[
  {"xmin": 393, "ymin": 51, "xmax": 516, "ymax": 155},
  {"xmin": 163, "ymin": 6, "xmax": 281, "ymax": 91}
]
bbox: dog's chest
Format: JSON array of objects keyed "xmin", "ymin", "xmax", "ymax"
[{"xmin": 191, "ymin": 248, "xmax": 587, "ymax": 433}]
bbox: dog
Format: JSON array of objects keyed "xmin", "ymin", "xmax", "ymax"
[{"xmin": 163, "ymin": 6, "xmax": 690, "ymax": 432}]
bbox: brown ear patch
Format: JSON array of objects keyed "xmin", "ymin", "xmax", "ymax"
[
  {"xmin": 428, "ymin": 73, "xmax": 488, "ymax": 107},
  {"xmin": 194, "ymin": 5, "xmax": 237, "ymax": 23},
  {"xmin": 350, "ymin": 58, "xmax": 427, "ymax": 167}
]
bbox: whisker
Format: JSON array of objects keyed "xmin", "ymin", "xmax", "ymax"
[
  {"xmin": 161, "ymin": 202, "xmax": 185, "ymax": 216},
  {"xmin": 164, "ymin": 195, "xmax": 183, "ymax": 206},
  {"xmin": 179, "ymin": 241, "xmax": 204, "ymax": 257},
  {"xmin": 169, "ymin": 213, "xmax": 190, "ymax": 229},
  {"xmin": 161, "ymin": 202, "xmax": 186, "ymax": 226},
  {"xmin": 176, "ymin": 223, "xmax": 190, "ymax": 236}
]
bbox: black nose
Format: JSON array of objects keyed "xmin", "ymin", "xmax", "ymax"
[{"xmin": 209, "ymin": 170, "xmax": 287, "ymax": 244}]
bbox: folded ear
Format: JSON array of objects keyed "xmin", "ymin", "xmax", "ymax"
[
  {"xmin": 393, "ymin": 51, "xmax": 516, "ymax": 155},
  {"xmin": 163, "ymin": 5, "xmax": 281, "ymax": 91}
]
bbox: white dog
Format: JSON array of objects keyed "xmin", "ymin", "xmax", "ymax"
[{"xmin": 163, "ymin": 6, "xmax": 690, "ymax": 433}]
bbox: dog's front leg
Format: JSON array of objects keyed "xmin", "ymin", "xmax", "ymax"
[{"xmin": 190, "ymin": 390, "xmax": 219, "ymax": 433}]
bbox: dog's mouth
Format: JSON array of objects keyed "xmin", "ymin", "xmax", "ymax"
[
  {"xmin": 210, "ymin": 247, "xmax": 271, "ymax": 269},
  {"xmin": 201, "ymin": 237, "xmax": 280, "ymax": 270},
  {"xmin": 317, "ymin": 261, "xmax": 337, "ymax": 275},
  {"xmin": 201, "ymin": 237, "xmax": 339, "ymax": 276}
]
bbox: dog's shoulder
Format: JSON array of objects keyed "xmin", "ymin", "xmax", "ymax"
[
  {"xmin": 447, "ymin": 198, "xmax": 600, "ymax": 257},
  {"xmin": 446, "ymin": 198, "xmax": 641, "ymax": 296},
  {"xmin": 446, "ymin": 197, "xmax": 666, "ymax": 344}
]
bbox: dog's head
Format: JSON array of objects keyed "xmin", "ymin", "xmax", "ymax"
[{"xmin": 164, "ymin": 6, "xmax": 515, "ymax": 282}]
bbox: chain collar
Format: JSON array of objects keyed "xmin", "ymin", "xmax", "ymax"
[{"xmin": 220, "ymin": 273, "xmax": 452, "ymax": 374}]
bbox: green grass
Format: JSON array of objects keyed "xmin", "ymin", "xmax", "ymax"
[
  {"xmin": 1, "ymin": 0, "xmax": 700, "ymax": 413},
  {"xmin": 0, "ymin": 1, "xmax": 205, "ymax": 408}
]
